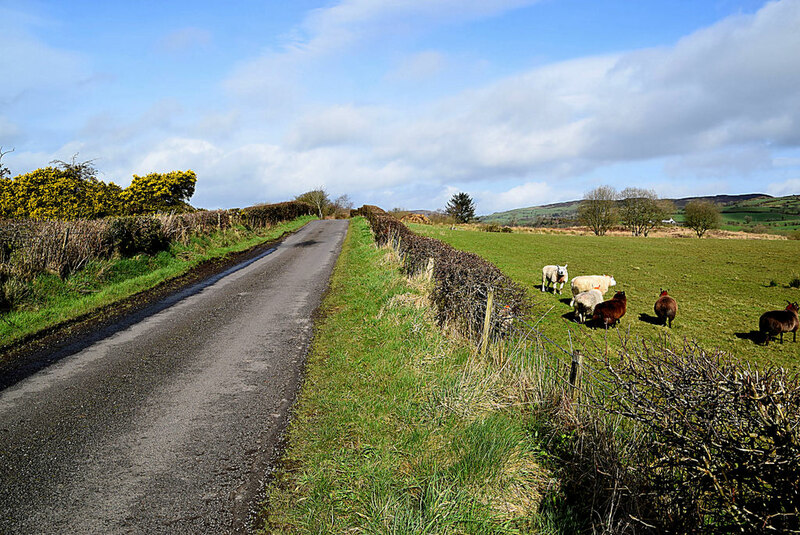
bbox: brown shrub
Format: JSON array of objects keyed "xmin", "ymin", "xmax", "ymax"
[
  {"xmin": 400, "ymin": 213, "xmax": 431, "ymax": 225},
  {"xmin": 356, "ymin": 205, "xmax": 529, "ymax": 338}
]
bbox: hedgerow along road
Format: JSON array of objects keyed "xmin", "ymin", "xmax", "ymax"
[{"xmin": 0, "ymin": 219, "xmax": 349, "ymax": 534}]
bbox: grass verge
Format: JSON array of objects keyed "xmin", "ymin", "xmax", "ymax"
[
  {"xmin": 0, "ymin": 215, "xmax": 315, "ymax": 353},
  {"xmin": 260, "ymin": 217, "xmax": 557, "ymax": 534}
]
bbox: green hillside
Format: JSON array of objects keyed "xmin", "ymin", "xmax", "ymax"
[{"xmin": 481, "ymin": 193, "xmax": 800, "ymax": 234}]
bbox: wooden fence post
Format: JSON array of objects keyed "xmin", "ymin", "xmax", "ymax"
[
  {"xmin": 424, "ymin": 257, "xmax": 434, "ymax": 282},
  {"xmin": 480, "ymin": 288, "xmax": 495, "ymax": 357},
  {"xmin": 569, "ymin": 351, "xmax": 583, "ymax": 401}
]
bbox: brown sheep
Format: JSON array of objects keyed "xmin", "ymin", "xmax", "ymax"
[
  {"xmin": 593, "ymin": 291, "xmax": 627, "ymax": 328},
  {"xmin": 759, "ymin": 302, "xmax": 799, "ymax": 345},
  {"xmin": 654, "ymin": 289, "xmax": 677, "ymax": 328}
]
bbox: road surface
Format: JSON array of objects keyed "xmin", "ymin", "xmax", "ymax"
[{"xmin": 0, "ymin": 219, "xmax": 349, "ymax": 534}]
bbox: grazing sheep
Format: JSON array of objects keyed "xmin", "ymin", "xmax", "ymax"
[
  {"xmin": 569, "ymin": 275, "xmax": 616, "ymax": 306},
  {"xmin": 759, "ymin": 302, "xmax": 799, "ymax": 345},
  {"xmin": 593, "ymin": 291, "xmax": 627, "ymax": 328},
  {"xmin": 572, "ymin": 289, "xmax": 603, "ymax": 323},
  {"xmin": 654, "ymin": 289, "xmax": 678, "ymax": 328},
  {"xmin": 541, "ymin": 264, "xmax": 568, "ymax": 294}
]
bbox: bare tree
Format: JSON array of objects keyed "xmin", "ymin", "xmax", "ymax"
[
  {"xmin": 50, "ymin": 153, "xmax": 99, "ymax": 182},
  {"xmin": 295, "ymin": 188, "xmax": 331, "ymax": 218},
  {"xmin": 619, "ymin": 187, "xmax": 674, "ymax": 237},
  {"xmin": 0, "ymin": 147, "xmax": 13, "ymax": 179},
  {"xmin": 684, "ymin": 200, "xmax": 722, "ymax": 238},
  {"xmin": 578, "ymin": 185, "xmax": 618, "ymax": 236}
]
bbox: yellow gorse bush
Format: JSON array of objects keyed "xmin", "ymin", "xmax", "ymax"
[{"xmin": 0, "ymin": 168, "xmax": 196, "ymax": 220}]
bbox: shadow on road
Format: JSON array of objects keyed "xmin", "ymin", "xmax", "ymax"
[{"xmin": 293, "ymin": 239, "xmax": 321, "ymax": 248}]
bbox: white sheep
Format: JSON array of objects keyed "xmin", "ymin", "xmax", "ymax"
[
  {"xmin": 569, "ymin": 275, "xmax": 616, "ymax": 306},
  {"xmin": 572, "ymin": 289, "xmax": 603, "ymax": 323},
  {"xmin": 541, "ymin": 264, "xmax": 568, "ymax": 294}
]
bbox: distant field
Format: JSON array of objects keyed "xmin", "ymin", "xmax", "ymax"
[
  {"xmin": 410, "ymin": 224, "xmax": 800, "ymax": 368},
  {"xmin": 481, "ymin": 194, "xmax": 800, "ymax": 234}
]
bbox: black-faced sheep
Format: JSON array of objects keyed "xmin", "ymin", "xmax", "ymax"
[
  {"xmin": 593, "ymin": 291, "xmax": 627, "ymax": 328},
  {"xmin": 759, "ymin": 302, "xmax": 799, "ymax": 345},
  {"xmin": 572, "ymin": 289, "xmax": 603, "ymax": 323},
  {"xmin": 654, "ymin": 289, "xmax": 678, "ymax": 328},
  {"xmin": 541, "ymin": 264, "xmax": 568, "ymax": 294},
  {"xmin": 569, "ymin": 275, "xmax": 616, "ymax": 306}
]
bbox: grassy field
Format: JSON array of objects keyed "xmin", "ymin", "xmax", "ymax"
[
  {"xmin": 260, "ymin": 218, "xmax": 566, "ymax": 534},
  {"xmin": 0, "ymin": 215, "xmax": 315, "ymax": 353},
  {"xmin": 410, "ymin": 224, "xmax": 800, "ymax": 368}
]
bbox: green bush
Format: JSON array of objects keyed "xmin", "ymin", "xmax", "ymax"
[{"xmin": 103, "ymin": 217, "xmax": 169, "ymax": 257}]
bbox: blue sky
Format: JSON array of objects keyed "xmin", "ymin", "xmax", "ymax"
[{"xmin": 2, "ymin": 0, "xmax": 799, "ymax": 214}]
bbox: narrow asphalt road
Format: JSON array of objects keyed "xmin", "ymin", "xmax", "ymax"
[{"xmin": 0, "ymin": 219, "xmax": 349, "ymax": 534}]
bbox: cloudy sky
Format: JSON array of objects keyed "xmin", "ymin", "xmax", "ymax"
[{"xmin": 2, "ymin": 0, "xmax": 799, "ymax": 214}]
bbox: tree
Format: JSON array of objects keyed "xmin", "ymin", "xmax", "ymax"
[
  {"xmin": 0, "ymin": 147, "xmax": 13, "ymax": 180},
  {"xmin": 445, "ymin": 192, "xmax": 476, "ymax": 223},
  {"xmin": 683, "ymin": 200, "xmax": 721, "ymax": 238},
  {"xmin": 331, "ymin": 194, "xmax": 353, "ymax": 217},
  {"xmin": 121, "ymin": 170, "xmax": 197, "ymax": 214},
  {"xmin": 295, "ymin": 188, "xmax": 331, "ymax": 218},
  {"xmin": 618, "ymin": 187, "xmax": 674, "ymax": 237},
  {"xmin": 578, "ymin": 185, "xmax": 618, "ymax": 236},
  {"xmin": 50, "ymin": 153, "xmax": 99, "ymax": 182}
]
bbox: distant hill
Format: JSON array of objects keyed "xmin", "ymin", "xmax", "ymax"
[{"xmin": 479, "ymin": 193, "xmax": 777, "ymax": 227}]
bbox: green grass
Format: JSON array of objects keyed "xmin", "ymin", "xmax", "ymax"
[
  {"xmin": 0, "ymin": 216, "xmax": 315, "ymax": 353},
  {"xmin": 260, "ymin": 218, "xmax": 557, "ymax": 534},
  {"xmin": 409, "ymin": 224, "xmax": 800, "ymax": 368}
]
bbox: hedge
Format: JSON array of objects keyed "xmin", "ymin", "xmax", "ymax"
[{"xmin": 356, "ymin": 205, "xmax": 529, "ymax": 338}]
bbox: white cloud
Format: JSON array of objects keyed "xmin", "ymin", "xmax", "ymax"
[
  {"xmin": 385, "ymin": 50, "xmax": 446, "ymax": 81},
  {"xmin": 372, "ymin": 0, "xmax": 800, "ymax": 186},
  {"xmin": 664, "ymin": 147, "xmax": 773, "ymax": 178},
  {"xmin": 766, "ymin": 178, "xmax": 800, "ymax": 197},
  {"xmin": 284, "ymin": 105, "xmax": 380, "ymax": 150},
  {"xmin": 223, "ymin": 0, "xmax": 538, "ymax": 100},
  {"xmin": 477, "ymin": 181, "xmax": 582, "ymax": 214}
]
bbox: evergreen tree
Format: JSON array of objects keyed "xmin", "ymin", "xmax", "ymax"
[{"xmin": 445, "ymin": 192, "xmax": 476, "ymax": 223}]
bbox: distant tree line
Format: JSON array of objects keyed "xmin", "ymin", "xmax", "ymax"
[
  {"xmin": 294, "ymin": 188, "xmax": 352, "ymax": 219},
  {"xmin": 578, "ymin": 185, "xmax": 721, "ymax": 238}
]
